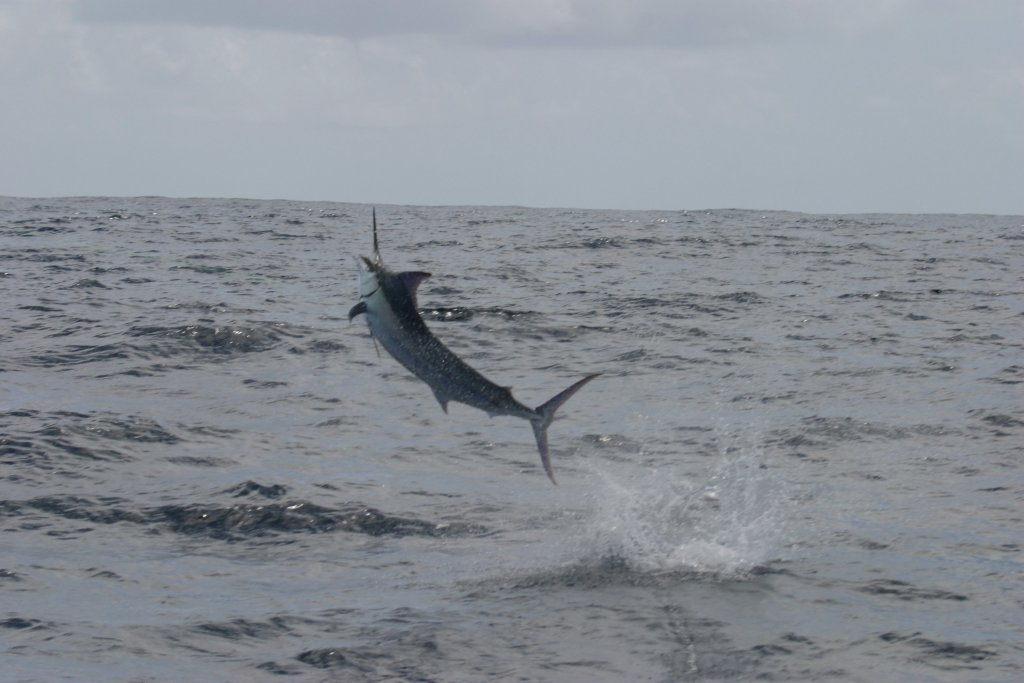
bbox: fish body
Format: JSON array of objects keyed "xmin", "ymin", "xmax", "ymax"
[{"xmin": 349, "ymin": 210, "xmax": 598, "ymax": 484}]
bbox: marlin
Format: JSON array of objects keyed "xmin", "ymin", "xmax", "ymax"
[{"xmin": 348, "ymin": 209, "xmax": 599, "ymax": 484}]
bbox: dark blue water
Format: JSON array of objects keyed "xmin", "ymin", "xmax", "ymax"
[{"xmin": 2, "ymin": 197, "xmax": 1021, "ymax": 681}]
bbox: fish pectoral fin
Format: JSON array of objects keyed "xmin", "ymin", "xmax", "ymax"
[{"xmin": 348, "ymin": 301, "xmax": 367, "ymax": 320}]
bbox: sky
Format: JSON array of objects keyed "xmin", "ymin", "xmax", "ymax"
[{"xmin": 1, "ymin": 0, "xmax": 1022, "ymax": 214}]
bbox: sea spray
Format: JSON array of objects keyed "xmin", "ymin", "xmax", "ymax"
[{"xmin": 581, "ymin": 433, "xmax": 792, "ymax": 576}]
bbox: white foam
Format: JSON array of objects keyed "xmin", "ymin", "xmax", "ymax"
[{"xmin": 579, "ymin": 435, "xmax": 791, "ymax": 576}]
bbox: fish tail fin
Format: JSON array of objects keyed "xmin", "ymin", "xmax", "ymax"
[{"xmin": 531, "ymin": 373, "xmax": 601, "ymax": 485}]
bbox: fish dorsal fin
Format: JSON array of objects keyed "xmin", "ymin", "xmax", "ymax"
[{"xmin": 399, "ymin": 271, "xmax": 432, "ymax": 294}]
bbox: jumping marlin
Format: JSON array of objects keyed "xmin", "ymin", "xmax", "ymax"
[{"xmin": 348, "ymin": 209, "xmax": 599, "ymax": 484}]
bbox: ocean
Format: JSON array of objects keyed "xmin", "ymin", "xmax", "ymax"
[{"xmin": 1, "ymin": 196, "xmax": 1021, "ymax": 682}]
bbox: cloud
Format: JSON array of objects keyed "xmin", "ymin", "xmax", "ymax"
[
  {"xmin": 3, "ymin": 0, "xmax": 1021, "ymax": 211},
  {"xmin": 75, "ymin": 0, "xmax": 480, "ymax": 40},
  {"xmin": 73, "ymin": 0, "xmax": 908, "ymax": 49}
]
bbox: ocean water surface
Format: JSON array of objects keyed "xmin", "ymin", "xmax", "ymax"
[{"xmin": 1, "ymin": 197, "xmax": 1021, "ymax": 681}]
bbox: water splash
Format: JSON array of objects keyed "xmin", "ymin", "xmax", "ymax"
[{"xmin": 581, "ymin": 436, "xmax": 790, "ymax": 576}]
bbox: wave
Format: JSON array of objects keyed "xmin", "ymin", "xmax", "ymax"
[
  {"xmin": 0, "ymin": 486, "xmax": 490, "ymax": 542},
  {"xmin": 21, "ymin": 321, "xmax": 334, "ymax": 373},
  {"xmin": 126, "ymin": 323, "xmax": 294, "ymax": 355}
]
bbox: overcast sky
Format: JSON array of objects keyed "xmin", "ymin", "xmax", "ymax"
[{"xmin": 1, "ymin": 0, "xmax": 1021, "ymax": 213}]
